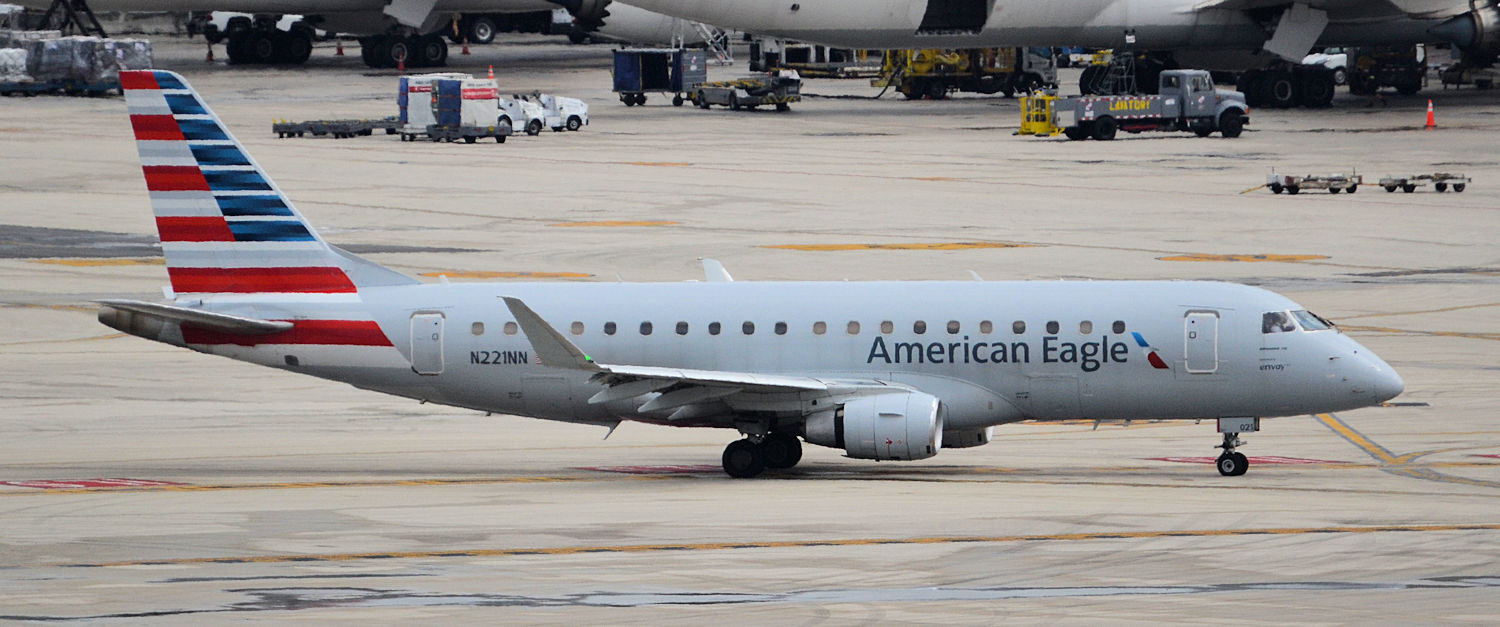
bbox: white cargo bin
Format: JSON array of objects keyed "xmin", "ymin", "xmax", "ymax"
[
  {"xmin": 402, "ymin": 73, "xmax": 469, "ymax": 132},
  {"xmin": 459, "ymin": 78, "xmax": 499, "ymax": 128}
]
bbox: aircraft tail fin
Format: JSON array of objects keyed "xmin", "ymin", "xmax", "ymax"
[{"xmin": 120, "ymin": 69, "xmax": 415, "ymax": 295}]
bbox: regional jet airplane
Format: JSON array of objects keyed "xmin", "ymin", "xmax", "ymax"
[{"xmin": 103, "ymin": 70, "xmax": 1403, "ymax": 478}]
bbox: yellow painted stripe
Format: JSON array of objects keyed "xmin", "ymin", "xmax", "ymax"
[
  {"xmin": 624, "ymin": 162, "xmax": 691, "ymax": 167},
  {"xmin": 765, "ymin": 242, "xmax": 1034, "ymax": 252},
  {"xmin": 548, "ymin": 220, "xmax": 679, "ymax": 228},
  {"xmin": 28, "ymin": 258, "xmax": 164, "ymax": 267},
  {"xmin": 0, "ymin": 474, "xmax": 672, "ymax": 497},
  {"xmin": 72, "ymin": 523, "xmax": 1500, "ymax": 568},
  {"xmin": 417, "ymin": 271, "xmax": 593, "ymax": 279},
  {"xmin": 1158, "ymin": 254, "xmax": 1328, "ymax": 263},
  {"xmin": 1316, "ymin": 413, "xmax": 1399, "ymax": 464},
  {"xmin": 1340, "ymin": 324, "xmax": 1500, "ymax": 342}
]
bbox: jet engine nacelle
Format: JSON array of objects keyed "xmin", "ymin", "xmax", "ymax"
[
  {"xmin": 549, "ymin": 0, "xmax": 612, "ymax": 29},
  {"xmin": 804, "ymin": 392, "xmax": 944, "ymax": 461},
  {"xmin": 1433, "ymin": 2, "xmax": 1500, "ymax": 64}
]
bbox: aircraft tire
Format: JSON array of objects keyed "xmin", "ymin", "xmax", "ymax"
[
  {"xmin": 282, "ymin": 29, "xmax": 313, "ymax": 65},
  {"xmin": 225, "ymin": 31, "xmax": 252, "ymax": 65},
  {"xmin": 722, "ymin": 439, "xmax": 766, "ymax": 478},
  {"xmin": 1216, "ymin": 452, "xmax": 1248, "ymax": 476},
  {"xmin": 468, "ymin": 16, "xmax": 496, "ymax": 45},
  {"xmin": 759, "ymin": 432, "xmax": 802, "ymax": 470},
  {"xmin": 418, "ymin": 35, "xmax": 447, "ymax": 67}
]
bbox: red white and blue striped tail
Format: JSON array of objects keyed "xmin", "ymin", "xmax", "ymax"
[{"xmin": 121, "ymin": 69, "xmax": 412, "ymax": 296}]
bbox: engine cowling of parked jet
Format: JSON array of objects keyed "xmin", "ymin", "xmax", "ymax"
[
  {"xmin": 1432, "ymin": 2, "xmax": 1500, "ymax": 64},
  {"xmin": 803, "ymin": 392, "xmax": 944, "ymax": 461},
  {"xmin": 548, "ymin": 0, "xmax": 612, "ymax": 29}
]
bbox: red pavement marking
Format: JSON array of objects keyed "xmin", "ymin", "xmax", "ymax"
[
  {"xmin": 1470, "ymin": 454, "xmax": 1500, "ymax": 459},
  {"xmin": 0, "ymin": 478, "xmax": 188, "ymax": 489},
  {"xmin": 1147, "ymin": 456, "xmax": 1345, "ymax": 465},
  {"xmin": 576, "ymin": 465, "xmax": 721, "ymax": 475}
]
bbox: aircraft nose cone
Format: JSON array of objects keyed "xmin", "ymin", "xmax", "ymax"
[{"xmin": 1373, "ymin": 366, "xmax": 1405, "ymax": 402}]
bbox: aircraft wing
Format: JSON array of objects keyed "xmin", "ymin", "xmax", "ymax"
[
  {"xmin": 1193, "ymin": 0, "xmax": 1468, "ymax": 19},
  {"xmin": 502, "ymin": 296, "xmax": 896, "ymax": 421}
]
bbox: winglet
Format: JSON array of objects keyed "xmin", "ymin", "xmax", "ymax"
[
  {"xmin": 501, "ymin": 296, "xmax": 602, "ymax": 372},
  {"xmin": 700, "ymin": 258, "xmax": 733, "ymax": 282}
]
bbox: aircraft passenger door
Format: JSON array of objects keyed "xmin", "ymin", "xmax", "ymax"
[
  {"xmin": 1183, "ymin": 311, "xmax": 1218, "ymax": 374},
  {"xmin": 410, "ymin": 313, "xmax": 444, "ymax": 375}
]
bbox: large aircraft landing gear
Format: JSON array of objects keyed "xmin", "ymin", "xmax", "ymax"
[
  {"xmin": 224, "ymin": 17, "xmax": 315, "ymax": 65},
  {"xmin": 721, "ymin": 432, "xmax": 803, "ymax": 478},
  {"xmin": 359, "ymin": 33, "xmax": 448, "ymax": 69}
]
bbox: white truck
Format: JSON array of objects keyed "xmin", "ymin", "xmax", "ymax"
[{"xmin": 501, "ymin": 93, "xmax": 589, "ymax": 135}]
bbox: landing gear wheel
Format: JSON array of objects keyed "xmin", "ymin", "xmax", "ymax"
[
  {"xmin": 387, "ymin": 37, "xmax": 413, "ymax": 69},
  {"xmin": 722, "ymin": 439, "xmax": 766, "ymax": 478},
  {"xmin": 417, "ymin": 35, "xmax": 447, "ymax": 67},
  {"xmin": 759, "ymin": 432, "xmax": 803, "ymax": 470},
  {"xmin": 467, "ymin": 16, "xmax": 496, "ymax": 45},
  {"xmin": 282, "ymin": 29, "xmax": 313, "ymax": 65},
  {"xmin": 1216, "ymin": 452, "xmax": 1249, "ymax": 476},
  {"xmin": 1262, "ymin": 73, "xmax": 1298, "ymax": 109},
  {"xmin": 248, "ymin": 32, "xmax": 277, "ymax": 64},
  {"xmin": 226, "ymin": 31, "xmax": 252, "ymax": 64}
]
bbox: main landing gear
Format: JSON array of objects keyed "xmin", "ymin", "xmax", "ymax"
[
  {"xmin": 224, "ymin": 18, "xmax": 315, "ymax": 65},
  {"xmin": 359, "ymin": 33, "xmax": 448, "ymax": 68},
  {"xmin": 1216, "ymin": 431, "xmax": 1249, "ymax": 476},
  {"xmin": 721, "ymin": 431, "xmax": 802, "ymax": 478}
]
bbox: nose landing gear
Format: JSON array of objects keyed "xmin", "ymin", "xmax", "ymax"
[{"xmin": 1216, "ymin": 432, "xmax": 1248, "ymax": 476}]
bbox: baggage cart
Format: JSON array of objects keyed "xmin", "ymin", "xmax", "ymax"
[
  {"xmin": 1378, "ymin": 173, "xmax": 1469, "ymax": 193},
  {"xmin": 612, "ymin": 48, "xmax": 707, "ymax": 106}
]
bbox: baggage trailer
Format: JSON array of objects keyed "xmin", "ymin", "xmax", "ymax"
[
  {"xmin": 692, "ymin": 71, "xmax": 802, "ymax": 111},
  {"xmin": 423, "ymin": 121, "xmax": 511, "ymax": 143},
  {"xmin": 1379, "ymin": 173, "xmax": 1470, "ymax": 193},
  {"xmin": 274, "ymin": 117, "xmax": 401, "ymax": 139},
  {"xmin": 1266, "ymin": 171, "xmax": 1362, "ymax": 194},
  {"xmin": 1021, "ymin": 69, "xmax": 1247, "ymax": 140},
  {"xmin": 612, "ymin": 48, "xmax": 708, "ymax": 107}
]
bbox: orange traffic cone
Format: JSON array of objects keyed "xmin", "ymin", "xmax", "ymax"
[
  {"xmin": 1424, "ymin": 99, "xmax": 1436, "ymax": 128},
  {"xmin": 487, "ymin": 65, "xmax": 495, "ymax": 80},
  {"xmin": 335, "ymin": 39, "xmax": 344, "ymax": 56},
  {"xmin": 397, "ymin": 51, "xmax": 406, "ymax": 74},
  {"xmin": 461, "ymin": 37, "xmax": 471, "ymax": 55},
  {"xmin": 205, "ymin": 44, "xmax": 213, "ymax": 62}
]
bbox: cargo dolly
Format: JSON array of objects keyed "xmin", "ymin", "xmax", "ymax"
[
  {"xmin": 1265, "ymin": 171, "xmax": 1361, "ymax": 194},
  {"xmin": 421, "ymin": 121, "xmax": 512, "ymax": 143},
  {"xmin": 692, "ymin": 72, "xmax": 802, "ymax": 111},
  {"xmin": 273, "ymin": 117, "xmax": 402, "ymax": 139},
  {"xmin": 1378, "ymin": 173, "xmax": 1469, "ymax": 193}
]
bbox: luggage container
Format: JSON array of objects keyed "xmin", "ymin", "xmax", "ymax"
[
  {"xmin": 423, "ymin": 77, "xmax": 510, "ymax": 144},
  {"xmin": 398, "ymin": 72, "xmax": 469, "ymax": 137},
  {"xmin": 611, "ymin": 48, "xmax": 707, "ymax": 106}
]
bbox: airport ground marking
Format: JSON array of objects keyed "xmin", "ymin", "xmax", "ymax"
[
  {"xmin": 27, "ymin": 257, "xmax": 165, "ymax": 267},
  {"xmin": 1338, "ymin": 324, "xmax": 1500, "ymax": 342},
  {"xmin": 62, "ymin": 522, "xmax": 1500, "ymax": 569},
  {"xmin": 548, "ymin": 220, "xmax": 679, "ymax": 228},
  {"xmin": 1157, "ymin": 254, "xmax": 1328, "ymax": 263},
  {"xmin": 1317, "ymin": 413, "xmax": 1500, "ymax": 489},
  {"xmin": 764, "ymin": 242, "xmax": 1034, "ymax": 252},
  {"xmin": 417, "ymin": 271, "xmax": 594, "ymax": 280}
]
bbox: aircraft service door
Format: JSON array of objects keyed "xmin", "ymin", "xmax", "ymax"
[
  {"xmin": 1183, "ymin": 311, "xmax": 1218, "ymax": 374},
  {"xmin": 410, "ymin": 313, "xmax": 444, "ymax": 375}
]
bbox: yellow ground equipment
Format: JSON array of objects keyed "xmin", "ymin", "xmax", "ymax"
[
  {"xmin": 873, "ymin": 47, "xmax": 1056, "ymax": 99},
  {"xmin": 1016, "ymin": 94, "xmax": 1062, "ymax": 136}
]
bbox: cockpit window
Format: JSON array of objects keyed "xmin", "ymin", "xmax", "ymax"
[
  {"xmin": 1292, "ymin": 310, "xmax": 1333, "ymax": 331},
  {"xmin": 1262, "ymin": 311, "xmax": 1296, "ymax": 334}
]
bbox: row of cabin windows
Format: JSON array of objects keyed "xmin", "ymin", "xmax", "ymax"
[{"xmin": 473, "ymin": 319, "xmax": 1130, "ymax": 337}]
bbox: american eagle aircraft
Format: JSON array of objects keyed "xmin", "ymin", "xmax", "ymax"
[{"xmin": 103, "ymin": 70, "xmax": 1403, "ymax": 478}]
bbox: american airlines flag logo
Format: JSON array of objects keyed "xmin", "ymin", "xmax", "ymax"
[{"xmin": 1131, "ymin": 332, "xmax": 1172, "ymax": 370}]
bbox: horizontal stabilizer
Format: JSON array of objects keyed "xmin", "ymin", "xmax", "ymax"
[{"xmin": 97, "ymin": 299, "xmax": 292, "ymax": 334}]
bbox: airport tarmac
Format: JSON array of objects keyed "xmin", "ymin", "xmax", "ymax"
[{"xmin": 1, "ymin": 35, "xmax": 1499, "ymax": 623}]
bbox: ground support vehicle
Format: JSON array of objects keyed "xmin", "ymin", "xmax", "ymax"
[
  {"xmin": 612, "ymin": 48, "xmax": 708, "ymax": 106},
  {"xmin": 1347, "ymin": 46, "xmax": 1427, "ymax": 96},
  {"xmin": 422, "ymin": 121, "xmax": 511, "ymax": 144},
  {"xmin": 1379, "ymin": 173, "xmax": 1469, "ymax": 193},
  {"xmin": 1439, "ymin": 64, "xmax": 1498, "ymax": 89},
  {"xmin": 1025, "ymin": 69, "xmax": 1247, "ymax": 140},
  {"xmin": 693, "ymin": 72, "xmax": 802, "ymax": 111},
  {"xmin": 274, "ymin": 117, "xmax": 401, "ymax": 139},
  {"xmin": 498, "ymin": 97, "xmax": 546, "ymax": 136},
  {"xmin": 874, "ymin": 47, "xmax": 1055, "ymax": 99},
  {"xmin": 748, "ymin": 40, "xmax": 879, "ymax": 78},
  {"xmin": 1266, "ymin": 172, "xmax": 1361, "ymax": 194}
]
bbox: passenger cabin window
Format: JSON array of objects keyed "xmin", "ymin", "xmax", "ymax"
[
  {"xmin": 742, "ymin": 321, "xmax": 755, "ymax": 335},
  {"xmin": 604, "ymin": 321, "xmax": 616, "ymax": 336},
  {"xmin": 504, "ymin": 322, "xmax": 518, "ymax": 335},
  {"xmin": 1262, "ymin": 312, "xmax": 1296, "ymax": 334},
  {"xmin": 1046, "ymin": 321, "xmax": 1060, "ymax": 334},
  {"xmin": 1113, "ymin": 320, "xmax": 1126, "ymax": 334},
  {"xmin": 847, "ymin": 321, "xmax": 861, "ymax": 335},
  {"xmin": 947, "ymin": 320, "xmax": 960, "ymax": 334},
  {"xmin": 570, "ymin": 321, "xmax": 584, "ymax": 335},
  {"xmin": 775, "ymin": 322, "xmax": 787, "ymax": 335},
  {"xmin": 913, "ymin": 320, "xmax": 927, "ymax": 334},
  {"xmin": 1079, "ymin": 320, "xmax": 1093, "ymax": 334},
  {"xmin": 1013, "ymin": 321, "xmax": 1026, "ymax": 334},
  {"xmin": 813, "ymin": 321, "xmax": 827, "ymax": 335},
  {"xmin": 471, "ymin": 322, "xmax": 485, "ymax": 336},
  {"xmin": 709, "ymin": 322, "xmax": 721, "ymax": 335},
  {"xmin": 880, "ymin": 321, "xmax": 893, "ymax": 334},
  {"xmin": 1292, "ymin": 310, "xmax": 1334, "ymax": 331},
  {"xmin": 640, "ymin": 321, "xmax": 653, "ymax": 335},
  {"xmin": 979, "ymin": 320, "xmax": 993, "ymax": 334},
  {"xmin": 676, "ymin": 321, "xmax": 689, "ymax": 335}
]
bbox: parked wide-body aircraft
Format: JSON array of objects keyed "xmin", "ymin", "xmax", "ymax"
[{"xmin": 104, "ymin": 70, "xmax": 1403, "ymax": 478}]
